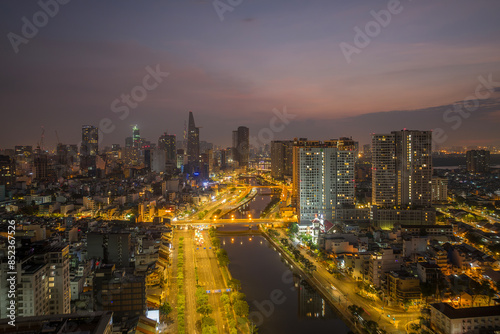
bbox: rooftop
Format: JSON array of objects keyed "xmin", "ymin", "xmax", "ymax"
[{"xmin": 431, "ymin": 303, "xmax": 500, "ymax": 319}]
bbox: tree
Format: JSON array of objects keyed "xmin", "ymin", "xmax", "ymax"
[
  {"xmin": 288, "ymin": 223, "xmax": 299, "ymax": 235},
  {"xmin": 211, "ymin": 237, "xmax": 221, "ymax": 249},
  {"xmin": 201, "ymin": 316, "xmax": 217, "ymax": 334},
  {"xmin": 231, "ymin": 291, "xmax": 246, "ymax": 303},
  {"xmin": 217, "ymin": 249, "xmax": 230, "ymax": 266},
  {"xmin": 229, "ymin": 278, "xmax": 241, "ymax": 291},
  {"xmin": 364, "ymin": 320, "xmax": 380, "ymax": 333},
  {"xmin": 159, "ymin": 302, "xmax": 172, "ymax": 315},
  {"xmin": 196, "ymin": 287, "xmax": 209, "ymax": 307},
  {"xmin": 234, "ymin": 299, "xmax": 249, "ymax": 317},
  {"xmin": 347, "ymin": 304, "xmax": 364, "ymax": 322},
  {"xmin": 197, "ymin": 303, "xmax": 213, "ymax": 316}
]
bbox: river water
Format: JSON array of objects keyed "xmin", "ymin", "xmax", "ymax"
[{"xmin": 218, "ymin": 179, "xmax": 351, "ymax": 334}]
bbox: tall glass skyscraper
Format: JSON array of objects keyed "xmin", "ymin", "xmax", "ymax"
[{"xmin": 187, "ymin": 111, "xmax": 199, "ymax": 164}]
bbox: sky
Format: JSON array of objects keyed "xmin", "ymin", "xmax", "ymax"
[{"xmin": 1, "ymin": 0, "xmax": 500, "ymax": 150}]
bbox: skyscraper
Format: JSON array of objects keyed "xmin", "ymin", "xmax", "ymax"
[
  {"xmin": 80, "ymin": 125, "xmax": 98, "ymax": 176},
  {"xmin": 125, "ymin": 136, "xmax": 133, "ymax": 148},
  {"xmin": 233, "ymin": 126, "xmax": 249, "ymax": 168},
  {"xmin": 271, "ymin": 140, "xmax": 293, "ymax": 179},
  {"xmin": 293, "ymin": 138, "xmax": 357, "ymax": 223},
  {"xmin": 187, "ymin": 111, "xmax": 200, "ymax": 165},
  {"xmin": 56, "ymin": 143, "xmax": 68, "ymax": 165},
  {"xmin": 371, "ymin": 134, "xmax": 396, "ymax": 207},
  {"xmin": 81, "ymin": 125, "xmax": 98, "ymax": 156},
  {"xmin": 132, "ymin": 125, "xmax": 141, "ymax": 148},
  {"xmin": 0, "ymin": 243, "xmax": 71, "ymax": 318},
  {"xmin": 466, "ymin": 150, "xmax": 490, "ymax": 173},
  {"xmin": 372, "ymin": 130, "xmax": 432, "ymax": 208},
  {"xmin": 158, "ymin": 132, "xmax": 176, "ymax": 162},
  {"xmin": 34, "ymin": 153, "xmax": 48, "ymax": 180}
]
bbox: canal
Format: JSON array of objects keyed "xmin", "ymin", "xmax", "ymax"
[{"xmin": 218, "ymin": 179, "xmax": 351, "ymax": 334}]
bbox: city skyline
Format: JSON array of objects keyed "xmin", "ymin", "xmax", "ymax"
[
  {"xmin": 2, "ymin": 2, "xmax": 500, "ymax": 334},
  {"xmin": 1, "ymin": 1, "xmax": 500, "ymax": 149}
]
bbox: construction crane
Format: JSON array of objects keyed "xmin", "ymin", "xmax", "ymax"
[
  {"xmin": 36, "ymin": 126, "xmax": 45, "ymax": 152},
  {"xmin": 55, "ymin": 130, "xmax": 61, "ymax": 145}
]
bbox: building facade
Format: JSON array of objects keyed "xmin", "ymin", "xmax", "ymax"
[
  {"xmin": 430, "ymin": 303, "xmax": 500, "ymax": 334},
  {"xmin": 466, "ymin": 150, "xmax": 490, "ymax": 173},
  {"xmin": 293, "ymin": 138, "xmax": 357, "ymax": 223},
  {"xmin": 271, "ymin": 140, "xmax": 293, "ymax": 180},
  {"xmin": 372, "ymin": 130, "xmax": 432, "ymax": 208}
]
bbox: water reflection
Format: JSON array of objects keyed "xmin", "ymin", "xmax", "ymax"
[{"xmin": 219, "ymin": 232, "xmax": 350, "ymax": 334}]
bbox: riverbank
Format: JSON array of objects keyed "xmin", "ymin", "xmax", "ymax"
[{"xmin": 260, "ymin": 228, "xmax": 361, "ymax": 334}]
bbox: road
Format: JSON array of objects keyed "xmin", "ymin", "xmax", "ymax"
[
  {"xmin": 275, "ymin": 229, "xmax": 419, "ymax": 333},
  {"xmin": 196, "ymin": 230, "xmax": 228, "ymax": 333},
  {"xmin": 181, "ymin": 230, "xmax": 199, "ymax": 334}
]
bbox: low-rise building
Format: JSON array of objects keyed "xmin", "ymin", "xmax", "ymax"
[
  {"xmin": 430, "ymin": 303, "xmax": 500, "ymax": 334},
  {"xmin": 369, "ymin": 248, "xmax": 402, "ymax": 287},
  {"xmin": 386, "ymin": 271, "xmax": 421, "ymax": 305}
]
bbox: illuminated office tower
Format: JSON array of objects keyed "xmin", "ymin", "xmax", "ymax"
[
  {"xmin": 132, "ymin": 125, "xmax": 141, "ymax": 148},
  {"xmin": 187, "ymin": 111, "xmax": 200, "ymax": 165}
]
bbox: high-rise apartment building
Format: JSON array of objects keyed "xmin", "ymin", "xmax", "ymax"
[
  {"xmin": 293, "ymin": 138, "xmax": 357, "ymax": 223},
  {"xmin": 372, "ymin": 130, "xmax": 432, "ymax": 208},
  {"xmin": 233, "ymin": 126, "xmax": 249, "ymax": 168},
  {"xmin": 0, "ymin": 243, "xmax": 70, "ymax": 318},
  {"xmin": 466, "ymin": 150, "xmax": 490, "ymax": 173},
  {"xmin": 271, "ymin": 140, "xmax": 293, "ymax": 180},
  {"xmin": 39, "ymin": 244, "xmax": 71, "ymax": 315},
  {"xmin": 431, "ymin": 177, "xmax": 448, "ymax": 203},
  {"xmin": 372, "ymin": 134, "xmax": 396, "ymax": 207}
]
